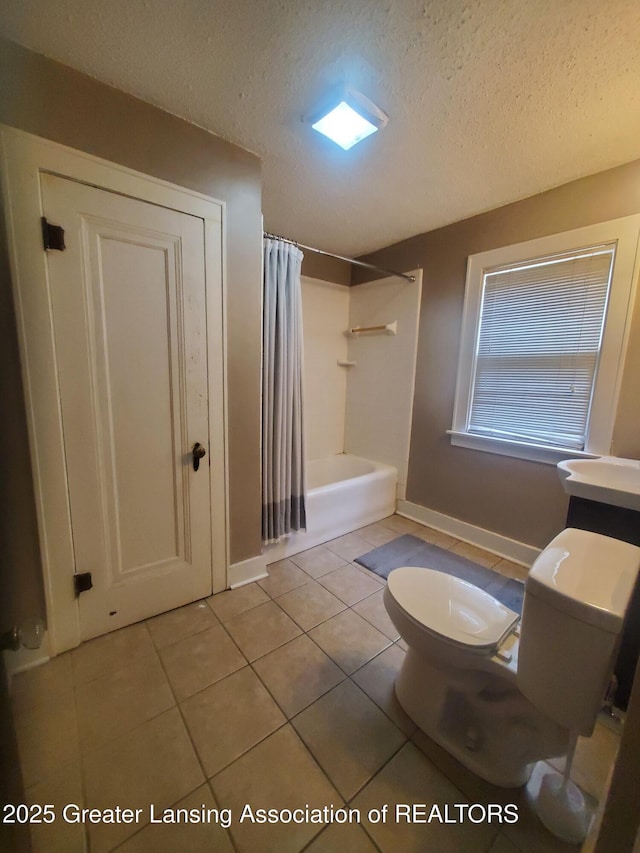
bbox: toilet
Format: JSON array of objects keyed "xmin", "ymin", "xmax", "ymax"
[{"xmin": 383, "ymin": 528, "xmax": 640, "ymax": 788}]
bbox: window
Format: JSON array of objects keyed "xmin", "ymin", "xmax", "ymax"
[{"xmin": 450, "ymin": 217, "xmax": 640, "ymax": 463}]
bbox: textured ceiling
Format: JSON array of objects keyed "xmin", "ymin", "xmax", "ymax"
[{"xmin": 1, "ymin": 0, "xmax": 640, "ymax": 256}]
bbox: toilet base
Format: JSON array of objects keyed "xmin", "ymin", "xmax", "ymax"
[{"xmin": 395, "ymin": 648, "xmax": 570, "ymax": 788}]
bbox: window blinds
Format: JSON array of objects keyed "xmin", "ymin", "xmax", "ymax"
[{"xmin": 468, "ymin": 245, "xmax": 615, "ymax": 449}]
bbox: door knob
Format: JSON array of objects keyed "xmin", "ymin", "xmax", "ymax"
[{"xmin": 192, "ymin": 442, "xmax": 206, "ymax": 471}]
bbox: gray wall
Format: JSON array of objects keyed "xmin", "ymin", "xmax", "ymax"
[
  {"xmin": 356, "ymin": 160, "xmax": 640, "ymax": 548},
  {"xmin": 0, "ymin": 38, "xmax": 263, "ymax": 636},
  {"xmin": 0, "ymin": 201, "xmax": 46, "ymax": 634},
  {"xmin": 301, "ymin": 251, "xmax": 351, "ymax": 285}
]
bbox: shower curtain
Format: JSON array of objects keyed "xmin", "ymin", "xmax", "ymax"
[{"xmin": 262, "ymin": 238, "xmax": 307, "ymax": 543}]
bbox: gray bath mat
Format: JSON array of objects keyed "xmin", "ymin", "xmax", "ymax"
[{"xmin": 355, "ymin": 534, "xmax": 525, "ymax": 614}]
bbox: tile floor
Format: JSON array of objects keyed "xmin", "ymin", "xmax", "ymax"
[{"xmin": 10, "ymin": 515, "xmax": 619, "ymax": 853}]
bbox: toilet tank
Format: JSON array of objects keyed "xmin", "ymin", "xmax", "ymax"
[{"xmin": 517, "ymin": 528, "xmax": 640, "ymax": 736}]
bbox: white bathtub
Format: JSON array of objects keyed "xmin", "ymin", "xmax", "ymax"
[{"xmin": 264, "ymin": 453, "xmax": 397, "ymax": 564}]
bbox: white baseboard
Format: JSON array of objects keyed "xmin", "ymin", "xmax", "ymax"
[
  {"xmin": 228, "ymin": 553, "xmax": 268, "ymax": 588},
  {"xmin": 397, "ymin": 500, "xmax": 541, "ymax": 567},
  {"xmin": 3, "ymin": 632, "xmax": 51, "ymax": 687}
]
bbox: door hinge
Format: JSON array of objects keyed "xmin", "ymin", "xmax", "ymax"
[
  {"xmin": 41, "ymin": 216, "xmax": 66, "ymax": 251},
  {"xmin": 74, "ymin": 572, "xmax": 93, "ymax": 597}
]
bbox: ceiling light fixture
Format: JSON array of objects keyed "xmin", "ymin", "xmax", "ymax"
[{"xmin": 309, "ymin": 88, "xmax": 388, "ymax": 151}]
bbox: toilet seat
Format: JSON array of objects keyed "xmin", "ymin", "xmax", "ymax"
[{"xmin": 387, "ymin": 567, "xmax": 519, "ymax": 650}]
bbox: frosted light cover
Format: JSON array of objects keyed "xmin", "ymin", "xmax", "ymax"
[{"xmin": 311, "ymin": 101, "xmax": 378, "ymax": 150}]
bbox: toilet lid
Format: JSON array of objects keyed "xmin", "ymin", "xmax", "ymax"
[{"xmin": 387, "ymin": 567, "xmax": 519, "ymax": 649}]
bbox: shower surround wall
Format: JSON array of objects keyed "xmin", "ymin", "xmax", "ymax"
[
  {"xmin": 300, "ymin": 276, "xmax": 350, "ymax": 462},
  {"xmin": 264, "ymin": 272, "xmax": 421, "ymax": 564},
  {"xmin": 344, "ymin": 271, "xmax": 422, "ymax": 499},
  {"xmin": 300, "ymin": 271, "xmax": 422, "ymax": 479}
]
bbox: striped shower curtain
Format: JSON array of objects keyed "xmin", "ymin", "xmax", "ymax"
[{"xmin": 262, "ymin": 238, "xmax": 307, "ymax": 543}]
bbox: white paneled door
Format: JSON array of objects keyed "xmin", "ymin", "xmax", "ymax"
[{"xmin": 41, "ymin": 173, "xmax": 213, "ymax": 641}]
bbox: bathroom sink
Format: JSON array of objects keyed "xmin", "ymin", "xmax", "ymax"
[{"xmin": 557, "ymin": 456, "xmax": 640, "ymax": 512}]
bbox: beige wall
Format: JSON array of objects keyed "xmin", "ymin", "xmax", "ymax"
[
  {"xmin": 0, "ymin": 35, "xmax": 263, "ymax": 623},
  {"xmin": 356, "ymin": 160, "xmax": 640, "ymax": 548}
]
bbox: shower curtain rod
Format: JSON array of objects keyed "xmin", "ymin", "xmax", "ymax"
[{"xmin": 263, "ymin": 231, "xmax": 416, "ymax": 283}]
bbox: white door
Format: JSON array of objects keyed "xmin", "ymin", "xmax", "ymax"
[{"xmin": 41, "ymin": 173, "xmax": 213, "ymax": 641}]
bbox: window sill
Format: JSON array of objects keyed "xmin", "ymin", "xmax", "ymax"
[{"xmin": 447, "ymin": 430, "xmax": 598, "ymax": 465}]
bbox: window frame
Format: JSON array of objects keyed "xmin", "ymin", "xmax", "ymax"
[{"xmin": 449, "ymin": 216, "xmax": 640, "ymax": 464}]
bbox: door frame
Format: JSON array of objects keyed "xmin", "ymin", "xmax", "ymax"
[{"xmin": 0, "ymin": 125, "xmax": 229, "ymax": 655}]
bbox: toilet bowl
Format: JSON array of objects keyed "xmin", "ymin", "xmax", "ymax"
[
  {"xmin": 383, "ymin": 568, "xmax": 569, "ymax": 787},
  {"xmin": 383, "ymin": 529, "xmax": 640, "ymax": 788}
]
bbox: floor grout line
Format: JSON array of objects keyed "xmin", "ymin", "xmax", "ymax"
[
  {"xmin": 10, "ymin": 516, "xmax": 610, "ymax": 852},
  {"xmin": 151, "ymin": 626, "xmax": 242, "ymax": 853}
]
